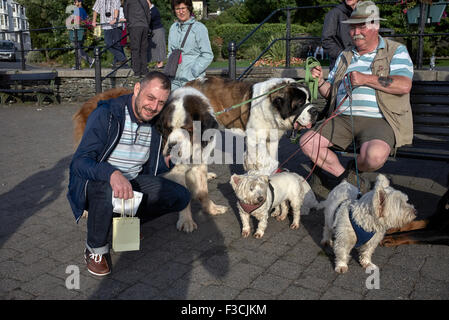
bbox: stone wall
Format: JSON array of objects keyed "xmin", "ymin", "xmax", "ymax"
[{"xmin": 4, "ymin": 67, "xmax": 449, "ymax": 103}]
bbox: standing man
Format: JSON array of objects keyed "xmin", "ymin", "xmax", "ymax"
[
  {"xmin": 67, "ymin": 72, "xmax": 190, "ymax": 276},
  {"xmin": 123, "ymin": 0, "xmax": 152, "ymax": 76},
  {"xmin": 301, "ymin": 1, "xmax": 414, "ymax": 193},
  {"xmin": 322, "ymin": 0, "xmax": 359, "ymax": 70},
  {"xmin": 92, "ymin": 0, "xmax": 128, "ymax": 67}
]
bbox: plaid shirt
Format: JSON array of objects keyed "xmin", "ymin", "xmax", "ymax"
[{"xmin": 93, "ymin": 0, "xmax": 121, "ymax": 30}]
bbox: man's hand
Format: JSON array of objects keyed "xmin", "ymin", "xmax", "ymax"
[
  {"xmin": 311, "ymin": 66, "xmax": 324, "ymax": 83},
  {"xmin": 349, "ymin": 71, "xmax": 369, "ymax": 87},
  {"xmin": 110, "ymin": 170, "xmax": 134, "ymax": 200}
]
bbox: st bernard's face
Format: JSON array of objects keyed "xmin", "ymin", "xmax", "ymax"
[
  {"xmin": 269, "ymin": 83, "xmax": 318, "ymax": 129},
  {"xmin": 156, "ymin": 87, "xmax": 219, "ymax": 162}
]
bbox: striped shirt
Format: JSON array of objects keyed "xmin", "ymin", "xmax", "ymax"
[
  {"xmin": 328, "ymin": 36, "xmax": 414, "ymax": 118},
  {"xmin": 93, "ymin": 0, "xmax": 121, "ymax": 30},
  {"xmin": 107, "ymin": 105, "xmax": 152, "ymax": 180}
]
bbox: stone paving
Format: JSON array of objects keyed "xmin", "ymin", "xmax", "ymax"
[{"xmin": 1, "ymin": 103, "xmax": 448, "ymax": 301}]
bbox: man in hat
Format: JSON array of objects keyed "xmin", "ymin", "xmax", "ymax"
[{"xmin": 301, "ymin": 1, "xmax": 414, "ymax": 193}]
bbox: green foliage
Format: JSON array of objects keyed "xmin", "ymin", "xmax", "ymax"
[{"xmin": 209, "ymin": 23, "xmax": 306, "ymax": 59}]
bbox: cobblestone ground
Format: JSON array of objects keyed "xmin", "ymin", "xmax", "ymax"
[{"xmin": 1, "ymin": 103, "xmax": 448, "ymax": 301}]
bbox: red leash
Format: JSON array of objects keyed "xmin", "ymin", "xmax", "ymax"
[{"xmin": 274, "ymin": 74, "xmax": 354, "ymax": 179}]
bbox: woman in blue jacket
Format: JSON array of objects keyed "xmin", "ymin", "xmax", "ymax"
[
  {"xmin": 67, "ymin": 72, "xmax": 190, "ymax": 276},
  {"xmin": 167, "ymin": 0, "xmax": 213, "ymax": 90}
]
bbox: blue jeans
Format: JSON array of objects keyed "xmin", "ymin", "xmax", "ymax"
[
  {"xmin": 104, "ymin": 27, "xmax": 126, "ymax": 64},
  {"xmin": 86, "ymin": 175, "xmax": 190, "ymax": 255}
]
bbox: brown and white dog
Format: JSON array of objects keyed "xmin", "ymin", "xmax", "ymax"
[
  {"xmin": 156, "ymin": 87, "xmax": 228, "ymax": 232},
  {"xmin": 187, "ymin": 76, "xmax": 318, "ymax": 174}
]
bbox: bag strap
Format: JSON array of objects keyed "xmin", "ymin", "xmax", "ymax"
[
  {"xmin": 180, "ymin": 24, "xmax": 193, "ymax": 49},
  {"xmin": 121, "ymin": 197, "xmax": 135, "ymax": 217}
]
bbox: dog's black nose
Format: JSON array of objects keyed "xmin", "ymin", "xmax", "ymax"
[{"xmin": 257, "ymin": 196, "xmax": 264, "ymax": 203}]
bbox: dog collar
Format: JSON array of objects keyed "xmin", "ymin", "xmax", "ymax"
[
  {"xmin": 239, "ymin": 182, "xmax": 275, "ymax": 214},
  {"xmin": 349, "ymin": 207, "xmax": 376, "ymax": 248}
]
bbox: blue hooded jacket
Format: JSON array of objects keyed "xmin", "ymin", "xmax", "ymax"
[
  {"xmin": 167, "ymin": 17, "xmax": 213, "ymax": 90},
  {"xmin": 67, "ymin": 94, "xmax": 171, "ymax": 222}
]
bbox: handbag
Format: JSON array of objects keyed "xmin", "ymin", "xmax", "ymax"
[
  {"xmin": 112, "ymin": 197, "xmax": 140, "ymax": 252},
  {"xmin": 164, "ymin": 24, "xmax": 192, "ymax": 78}
]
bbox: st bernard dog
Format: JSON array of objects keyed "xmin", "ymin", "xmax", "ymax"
[
  {"xmin": 156, "ymin": 87, "xmax": 228, "ymax": 232},
  {"xmin": 186, "ymin": 76, "xmax": 319, "ymax": 174}
]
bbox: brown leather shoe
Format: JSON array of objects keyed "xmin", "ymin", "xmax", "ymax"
[{"xmin": 84, "ymin": 249, "xmax": 111, "ymax": 276}]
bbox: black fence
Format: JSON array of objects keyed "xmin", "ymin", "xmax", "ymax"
[
  {"xmin": 3, "ymin": 1, "xmax": 449, "ymax": 90},
  {"xmin": 228, "ymin": 1, "xmax": 449, "ymax": 80}
]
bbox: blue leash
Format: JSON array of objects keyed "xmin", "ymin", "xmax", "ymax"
[{"xmin": 343, "ymin": 73, "xmax": 363, "ymax": 198}]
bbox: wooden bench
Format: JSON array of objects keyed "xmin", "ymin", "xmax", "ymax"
[
  {"xmin": 0, "ymin": 72, "xmax": 59, "ymax": 105},
  {"xmin": 396, "ymin": 80, "xmax": 449, "ymax": 161}
]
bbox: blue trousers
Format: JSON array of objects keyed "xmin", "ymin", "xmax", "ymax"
[
  {"xmin": 86, "ymin": 174, "xmax": 190, "ymax": 255},
  {"xmin": 104, "ymin": 27, "xmax": 126, "ymax": 64}
]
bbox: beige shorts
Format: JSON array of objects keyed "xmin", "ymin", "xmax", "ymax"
[{"xmin": 312, "ymin": 115, "xmax": 395, "ymax": 152}]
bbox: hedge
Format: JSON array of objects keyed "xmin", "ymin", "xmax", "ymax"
[{"xmin": 208, "ymin": 23, "xmax": 307, "ymax": 59}]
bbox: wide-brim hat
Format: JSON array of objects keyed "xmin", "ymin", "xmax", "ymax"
[{"xmin": 342, "ymin": 1, "xmax": 387, "ymax": 24}]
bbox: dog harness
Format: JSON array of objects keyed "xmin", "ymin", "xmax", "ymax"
[
  {"xmin": 239, "ymin": 182, "xmax": 275, "ymax": 214},
  {"xmin": 349, "ymin": 207, "xmax": 376, "ymax": 248}
]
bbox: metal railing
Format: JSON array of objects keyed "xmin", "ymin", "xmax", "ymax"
[
  {"xmin": 1, "ymin": 22, "xmax": 130, "ymax": 93},
  {"xmin": 228, "ymin": 1, "xmax": 449, "ymax": 80}
]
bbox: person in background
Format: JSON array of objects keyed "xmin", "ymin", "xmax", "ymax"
[
  {"xmin": 321, "ymin": 0, "xmax": 359, "ymax": 70},
  {"xmin": 92, "ymin": 0, "xmax": 128, "ymax": 68},
  {"xmin": 124, "ymin": 0, "xmax": 152, "ymax": 76},
  {"xmin": 147, "ymin": 0, "xmax": 166, "ymax": 69},
  {"xmin": 167, "ymin": 0, "xmax": 213, "ymax": 90},
  {"xmin": 118, "ymin": 0, "xmax": 128, "ymax": 48},
  {"xmin": 314, "ymin": 45, "xmax": 324, "ymax": 60},
  {"xmin": 69, "ymin": 0, "xmax": 94, "ymax": 69}
]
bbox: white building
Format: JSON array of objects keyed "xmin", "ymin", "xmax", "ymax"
[
  {"xmin": 192, "ymin": 0, "xmax": 207, "ymax": 19},
  {"xmin": 0, "ymin": 0, "xmax": 31, "ymax": 51}
]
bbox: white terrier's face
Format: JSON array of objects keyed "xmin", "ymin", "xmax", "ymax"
[{"xmin": 230, "ymin": 174, "xmax": 269, "ymax": 205}]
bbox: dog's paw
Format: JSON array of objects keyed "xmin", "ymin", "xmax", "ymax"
[
  {"xmin": 241, "ymin": 229, "xmax": 251, "ymax": 238},
  {"xmin": 380, "ymin": 236, "xmax": 396, "ymax": 247},
  {"xmin": 253, "ymin": 231, "xmax": 264, "ymax": 238},
  {"xmin": 271, "ymin": 209, "xmax": 280, "ymax": 217},
  {"xmin": 208, "ymin": 203, "xmax": 228, "ymax": 215},
  {"xmin": 360, "ymin": 259, "xmax": 377, "ymax": 270},
  {"xmin": 320, "ymin": 239, "xmax": 333, "ymax": 248},
  {"xmin": 207, "ymin": 172, "xmax": 217, "ymax": 180},
  {"xmin": 335, "ymin": 263, "xmax": 348, "ymax": 274},
  {"xmin": 290, "ymin": 222, "xmax": 300, "ymax": 230},
  {"xmin": 176, "ymin": 218, "xmax": 198, "ymax": 233}
]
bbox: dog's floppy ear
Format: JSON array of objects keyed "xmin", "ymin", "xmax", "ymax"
[
  {"xmin": 373, "ymin": 174, "xmax": 389, "ymax": 218},
  {"xmin": 155, "ymin": 103, "xmax": 173, "ymax": 146},
  {"xmin": 201, "ymin": 111, "xmax": 219, "ymax": 131},
  {"xmin": 230, "ymin": 174, "xmax": 241, "ymax": 189}
]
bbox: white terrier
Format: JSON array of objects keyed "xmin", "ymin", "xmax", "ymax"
[
  {"xmin": 320, "ymin": 174, "xmax": 416, "ymax": 273},
  {"xmin": 317, "ymin": 180, "xmax": 359, "ymax": 248},
  {"xmin": 230, "ymin": 172, "xmax": 318, "ymax": 238}
]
